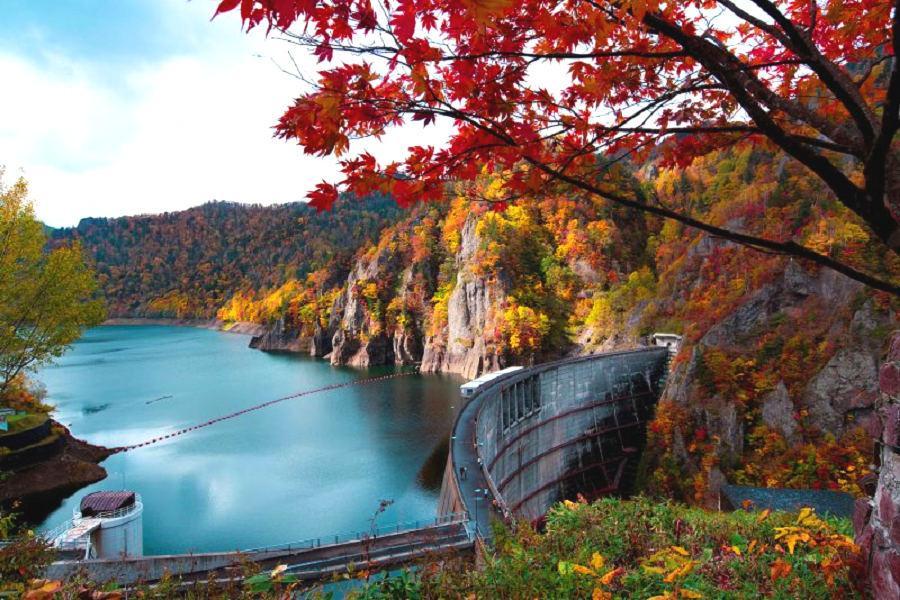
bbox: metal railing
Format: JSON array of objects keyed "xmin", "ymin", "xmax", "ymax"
[
  {"xmin": 240, "ymin": 511, "xmax": 469, "ymax": 555},
  {"xmin": 72, "ymin": 494, "xmax": 143, "ymax": 521},
  {"xmin": 283, "ymin": 531, "xmax": 473, "ymax": 575}
]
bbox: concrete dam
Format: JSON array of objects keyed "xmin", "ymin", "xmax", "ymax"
[{"xmin": 440, "ymin": 347, "xmax": 670, "ymax": 529}]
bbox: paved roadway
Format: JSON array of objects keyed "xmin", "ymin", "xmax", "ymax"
[{"xmin": 450, "ymin": 387, "xmax": 501, "ymax": 540}]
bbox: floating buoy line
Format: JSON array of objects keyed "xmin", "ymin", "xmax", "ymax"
[{"xmin": 113, "ymin": 369, "xmax": 418, "ymax": 453}]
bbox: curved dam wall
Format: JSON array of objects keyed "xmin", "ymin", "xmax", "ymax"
[{"xmin": 446, "ymin": 348, "xmax": 669, "ymax": 524}]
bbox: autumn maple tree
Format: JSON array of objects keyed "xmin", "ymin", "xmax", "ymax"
[{"xmin": 215, "ymin": 0, "xmax": 899, "ymax": 294}]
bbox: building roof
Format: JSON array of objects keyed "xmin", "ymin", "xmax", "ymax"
[
  {"xmin": 721, "ymin": 484, "xmax": 855, "ymax": 519},
  {"xmin": 80, "ymin": 491, "xmax": 136, "ymax": 517}
]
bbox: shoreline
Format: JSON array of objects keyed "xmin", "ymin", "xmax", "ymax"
[
  {"xmin": 101, "ymin": 317, "xmax": 267, "ymax": 337},
  {"xmin": 0, "ymin": 420, "xmax": 113, "ymax": 523}
]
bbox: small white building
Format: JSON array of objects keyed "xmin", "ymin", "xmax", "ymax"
[
  {"xmin": 650, "ymin": 333, "xmax": 682, "ymax": 359},
  {"xmin": 49, "ymin": 491, "xmax": 143, "ymax": 559}
]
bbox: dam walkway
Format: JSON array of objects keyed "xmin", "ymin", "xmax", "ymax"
[{"xmin": 46, "ymin": 513, "xmax": 472, "ymax": 585}]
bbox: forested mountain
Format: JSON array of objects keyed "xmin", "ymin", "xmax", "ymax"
[
  {"xmin": 61, "ymin": 148, "xmax": 899, "ymax": 508},
  {"xmin": 50, "ymin": 198, "xmax": 401, "ymax": 318}
]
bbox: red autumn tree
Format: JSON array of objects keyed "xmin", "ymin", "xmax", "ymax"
[{"xmin": 214, "ymin": 0, "xmax": 899, "ymax": 294}]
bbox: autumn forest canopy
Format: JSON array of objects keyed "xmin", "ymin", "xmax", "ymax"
[{"xmin": 214, "ymin": 0, "xmax": 900, "ymax": 296}]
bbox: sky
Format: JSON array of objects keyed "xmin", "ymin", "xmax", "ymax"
[{"xmin": 0, "ymin": 0, "xmax": 431, "ymax": 227}]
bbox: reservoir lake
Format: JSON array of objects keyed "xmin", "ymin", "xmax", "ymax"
[{"xmin": 34, "ymin": 325, "xmax": 461, "ymax": 555}]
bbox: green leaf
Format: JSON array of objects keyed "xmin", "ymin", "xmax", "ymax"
[{"xmin": 558, "ymin": 561, "xmax": 576, "ymax": 576}]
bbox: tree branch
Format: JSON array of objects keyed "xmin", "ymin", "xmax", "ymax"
[{"xmin": 420, "ymin": 101, "xmax": 900, "ymax": 296}]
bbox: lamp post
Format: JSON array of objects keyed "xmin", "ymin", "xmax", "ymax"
[{"xmin": 473, "ymin": 488, "xmax": 482, "ymax": 536}]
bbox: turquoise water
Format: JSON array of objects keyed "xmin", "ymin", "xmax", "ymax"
[{"xmin": 33, "ymin": 325, "xmax": 461, "ymax": 555}]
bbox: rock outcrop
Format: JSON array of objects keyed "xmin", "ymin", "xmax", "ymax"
[
  {"xmin": 329, "ymin": 237, "xmax": 399, "ymax": 367},
  {"xmin": 249, "ymin": 317, "xmax": 311, "ymax": 353},
  {"xmin": 310, "ymin": 323, "xmax": 333, "ymax": 358},
  {"xmin": 0, "ymin": 422, "xmax": 112, "ymax": 523},
  {"xmin": 656, "ymin": 258, "xmax": 894, "ymax": 505},
  {"xmin": 421, "ymin": 216, "xmax": 506, "ymax": 379},
  {"xmin": 760, "ymin": 382, "xmax": 799, "ymax": 443},
  {"xmin": 854, "ymin": 331, "xmax": 900, "ymax": 600}
]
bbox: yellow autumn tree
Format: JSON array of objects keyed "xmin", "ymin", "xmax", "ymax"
[{"xmin": 0, "ymin": 170, "xmax": 105, "ymax": 396}]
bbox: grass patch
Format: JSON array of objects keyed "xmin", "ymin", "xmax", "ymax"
[{"xmin": 0, "ymin": 413, "xmax": 47, "ymax": 436}]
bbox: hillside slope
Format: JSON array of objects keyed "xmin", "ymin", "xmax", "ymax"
[{"xmin": 51, "ymin": 197, "xmax": 401, "ymax": 318}]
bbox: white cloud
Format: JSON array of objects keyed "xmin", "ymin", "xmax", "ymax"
[
  {"xmin": 0, "ymin": 2, "xmax": 451, "ymax": 227},
  {"xmin": 0, "ymin": 41, "xmax": 335, "ymax": 226}
]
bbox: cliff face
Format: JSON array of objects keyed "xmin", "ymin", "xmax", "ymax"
[
  {"xmin": 854, "ymin": 332, "xmax": 900, "ymax": 599},
  {"xmin": 329, "ymin": 231, "xmax": 404, "ymax": 367},
  {"xmin": 249, "ymin": 317, "xmax": 312, "ymax": 353},
  {"xmin": 421, "ymin": 216, "xmax": 506, "ymax": 379},
  {"xmin": 645, "ymin": 255, "xmax": 895, "ymax": 506},
  {"xmin": 325, "ymin": 211, "xmax": 443, "ymax": 369},
  {"xmin": 392, "ymin": 267, "xmax": 425, "ymax": 365},
  {"xmin": 321, "ymin": 195, "xmax": 647, "ymax": 378}
]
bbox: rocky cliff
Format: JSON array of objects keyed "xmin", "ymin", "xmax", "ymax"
[
  {"xmin": 326, "ymin": 211, "xmax": 442, "ymax": 368},
  {"xmin": 420, "ymin": 215, "xmax": 507, "ymax": 379},
  {"xmin": 643, "ymin": 250, "xmax": 895, "ymax": 506},
  {"xmin": 854, "ymin": 332, "xmax": 900, "ymax": 599},
  {"xmin": 329, "ymin": 229, "xmax": 405, "ymax": 367},
  {"xmin": 249, "ymin": 317, "xmax": 312, "ymax": 353}
]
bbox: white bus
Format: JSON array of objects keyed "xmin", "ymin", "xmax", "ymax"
[{"xmin": 460, "ymin": 366, "xmax": 523, "ymax": 398}]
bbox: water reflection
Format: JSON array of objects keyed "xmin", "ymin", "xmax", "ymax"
[{"xmin": 33, "ymin": 326, "xmax": 463, "ymax": 554}]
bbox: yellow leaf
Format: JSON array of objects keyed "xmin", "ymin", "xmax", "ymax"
[
  {"xmin": 590, "ymin": 552, "xmax": 605, "ymax": 571},
  {"xmin": 34, "ymin": 581, "xmax": 62, "ymax": 593},
  {"xmin": 573, "ymin": 564, "xmax": 595, "ymax": 576},
  {"xmin": 786, "ymin": 537, "xmax": 797, "ymax": 555},
  {"xmin": 643, "ymin": 565, "xmax": 666, "ymax": 575},
  {"xmin": 730, "ymin": 545, "xmax": 742, "ymax": 556},
  {"xmin": 670, "ymin": 545, "xmax": 690, "ymax": 556},
  {"xmin": 24, "ymin": 581, "xmax": 62, "ymax": 600},
  {"xmin": 756, "ymin": 508, "xmax": 771, "ymax": 522},
  {"xmin": 592, "ymin": 588, "xmax": 612, "ymax": 600},
  {"xmin": 679, "ymin": 589, "xmax": 704, "ymax": 599},
  {"xmin": 599, "ymin": 567, "xmax": 625, "ymax": 585},
  {"xmin": 664, "ymin": 561, "xmax": 696, "ymax": 583}
]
